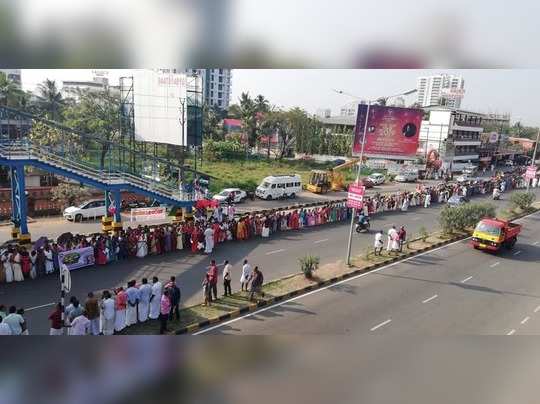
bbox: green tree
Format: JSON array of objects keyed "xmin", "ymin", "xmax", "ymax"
[
  {"xmin": 227, "ymin": 103, "xmax": 242, "ymax": 119},
  {"xmin": 34, "ymin": 79, "xmax": 66, "ymax": 121},
  {"xmin": 51, "ymin": 183, "xmax": 90, "ymax": 208},
  {"xmin": 254, "ymin": 94, "xmax": 270, "ymax": 113},
  {"xmin": 439, "ymin": 203, "xmax": 496, "ymax": 234},
  {"xmin": 64, "ymin": 88, "xmax": 121, "ymax": 169},
  {"xmin": 238, "ymin": 92, "xmax": 258, "ymax": 147},
  {"xmin": 203, "ymin": 104, "xmax": 224, "ymax": 141},
  {"xmin": 27, "ymin": 121, "xmax": 83, "ymax": 153},
  {"xmin": 510, "ymin": 192, "xmax": 536, "ymax": 211},
  {"xmin": 0, "ymin": 72, "xmax": 26, "ymax": 108}
]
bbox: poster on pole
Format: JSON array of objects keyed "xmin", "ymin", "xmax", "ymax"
[
  {"xmin": 525, "ymin": 166, "xmax": 537, "ymax": 180},
  {"xmin": 58, "ymin": 247, "xmax": 95, "ymax": 271},
  {"xmin": 133, "ymin": 69, "xmax": 187, "ymax": 146},
  {"xmin": 347, "ymin": 184, "xmax": 365, "ymax": 209},
  {"xmin": 353, "ymin": 105, "xmax": 423, "ymax": 158}
]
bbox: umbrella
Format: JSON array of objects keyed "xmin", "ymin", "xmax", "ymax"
[
  {"xmin": 57, "ymin": 232, "xmax": 74, "ymax": 246},
  {"xmin": 33, "ymin": 236, "xmax": 49, "ymax": 250}
]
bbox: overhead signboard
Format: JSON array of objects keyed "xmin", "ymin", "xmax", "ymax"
[
  {"xmin": 133, "ymin": 69, "xmax": 187, "ymax": 146},
  {"xmin": 353, "ymin": 105, "xmax": 423, "ymax": 158}
]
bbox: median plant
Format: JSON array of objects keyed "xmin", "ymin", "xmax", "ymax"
[
  {"xmin": 419, "ymin": 226, "xmax": 429, "ymax": 242},
  {"xmin": 299, "ymin": 255, "xmax": 320, "ymax": 279},
  {"xmin": 509, "ymin": 192, "xmax": 536, "ymax": 212},
  {"xmin": 439, "ymin": 203, "xmax": 496, "ymax": 234}
]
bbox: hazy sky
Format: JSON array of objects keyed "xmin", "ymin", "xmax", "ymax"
[{"xmin": 21, "ymin": 69, "xmax": 540, "ymax": 126}]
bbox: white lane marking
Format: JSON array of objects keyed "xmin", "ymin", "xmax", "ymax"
[
  {"xmin": 194, "ymin": 237, "xmax": 470, "ymax": 335},
  {"xmin": 507, "ymin": 329, "xmax": 516, "ymax": 336},
  {"xmin": 370, "ymin": 319, "xmax": 392, "ymax": 332},
  {"xmin": 534, "ymin": 241, "xmax": 539, "ymax": 246},
  {"xmin": 490, "ymin": 261, "xmax": 500, "ymax": 268},
  {"xmin": 266, "ymin": 249, "xmax": 286, "ymax": 255},
  {"xmin": 26, "ymin": 302, "xmax": 55, "ymax": 312},
  {"xmin": 513, "ymin": 250, "xmax": 522, "ymax": 256},
  {"xmin": 412, "ymin": 217, "xmax": 420, "ymax": 221},
  {"xmin": 534, "ymin": 305, "xmax": 540, "ymax": 313},
  {"xmin": 195, "ymin": 210, "xmax": 540, "ymax": 335},
  {"xmin": 461, "ymin": 276, "xmax": 473, "ymax": 283},
  {"xmin": 521, "ymin": 316, "xmax": 530, "ymax": 325},
  {"xmin": 314, "ymin": 239, "xmax": 329, "ymax": 244},
  {"xmin": 422, "ymin": 294, "xmax": 438, "ymax": 304}
]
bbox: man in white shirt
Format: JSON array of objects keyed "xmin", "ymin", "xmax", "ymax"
[
  {"xmin": 70, "ymin": 312, "xmax": 91, "ymax": 336},
  {"xmin": 0, "ymin": 316, "xmax": 12, "ymax": 335},
  {"xmin": 138, "ymin": 278, "xmax": 152, "ymax": 322},
  {"xmin": 373, "ymin": 231, "xmax": 384, "ymax": 256},
  {"xmin": 223, "ymin": 260, "xmax": 232, "ymax": 296},
  {"xmin": 3, "ymin": 306, "xmax": 24, "ymax": 335},
  {"xmin": 387, "ymin": 226, "xmax": 397, "ymax": 252},
  {"xmin": 241, "ymin": 259, "xmax": 252, "ymax": 292},
  {"xmin": 149, "ymin": 276, "xmax": 163, "ymax": 320},
  {"xmin": 101, "ymin": 291, "xmax": 116, "ymax": 336}
]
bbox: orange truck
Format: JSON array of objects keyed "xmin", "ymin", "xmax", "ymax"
[{"xmin": 471, "ymin": 218, "xmax": 522, "ymax": 252}]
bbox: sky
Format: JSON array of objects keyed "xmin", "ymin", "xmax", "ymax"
[{"xmin": 21, "ymin": 69, "xmax": 540, "ymax": 126}]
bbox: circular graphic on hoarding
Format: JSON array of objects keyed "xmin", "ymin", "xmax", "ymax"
[{"xmin": 402, "ymin": 123, "xmax": 418, "ymax": 138}]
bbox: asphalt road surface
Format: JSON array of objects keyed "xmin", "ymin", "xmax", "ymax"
[
  {"xmin": 1, "ymin": 185, "xmax": 537, "ymax": 335},
  {"xmin": 198, "ymin": 209, "xmax": 540, "ymax": 336}
]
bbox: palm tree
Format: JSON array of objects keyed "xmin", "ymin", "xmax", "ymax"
[
  {"xmin": 238, "ymin": 92, "xmax": 258, "ymax": 147},
  {"xmin": 36, "ymin": 79, "xmax": 66, "ymax": 121},
  {"xmin": 254, "ymin": 94, "xmax": 270, "ymax": 113},
  {"xmin": 0, "ymin": 72, "xmax": 25, "ymax": 107}
]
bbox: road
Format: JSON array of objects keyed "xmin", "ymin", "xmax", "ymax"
[
  {"xmin": 1, "ymin": 185, "xmax": 537, "ymax": 335},
  {"xmin": 0, "ymin": 180, "xmax": 434, "ymax": 244},
  {"xmin": 198, "ymin": 209, "xmax": 540, "ymax": 336}
]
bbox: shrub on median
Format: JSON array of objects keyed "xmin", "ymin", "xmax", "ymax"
[
  {"xmin": 299, "ymin": 255, "xmax": 320, "ymax": 279},
  {"xmin": 439, "ymin": 202, "xmax": 496, "ymax": 234},
  {"xmin": 509, "ymin": 191, "xmax": 536, "ymax": 212}
]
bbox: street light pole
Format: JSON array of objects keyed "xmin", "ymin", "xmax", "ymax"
[
  {"xmin": 346, "ymin": 100, "xmax": 370, "ymax": 266},
  {"xmin": 526, "ymin": 128, "xmax": 540, "ymax": 192}
]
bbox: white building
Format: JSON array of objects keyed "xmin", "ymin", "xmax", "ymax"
[
  {"xmin": 416, "ymin": 74, "xmax": 465, "ymax": 108},
  {"xmin": 187, "ymin": 69, "xmax": 232, "ymax": 110},
  {"xmin": 61, "ymin": 75, "xmax": 119, "ymax": 101},
  {"xmin": 0, "ymin": 69, "xmax": 21, "ymax": 84},
  {"xmin": 339, "ymin": 101, "xmax": 366, "ymax": 116},
  {"xmin": 419, "ymin": 108, "xmax": 484, "ymax": 172},
  {"xmin": 316, "ymin": 108, "xmax": 332, "ymax": 118}
]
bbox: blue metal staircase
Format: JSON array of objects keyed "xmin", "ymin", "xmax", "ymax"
[{"xmin": 0, "ymin": 105, "xmax": 199, "ymax": 242}]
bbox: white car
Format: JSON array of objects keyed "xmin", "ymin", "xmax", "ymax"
[
  {"xmin": 394, "ymin": 172, "xmax": 418, "ymax": 182},
  {"xmin": 456, "ymin": 174, "xmax": 470, "ymax": 183},
  {"xmin": 63, "ymin": 199, "xmax": 107, "ymax": 222},
  {"xmin": 505, "ymin": 160, "xmax": 514, "ymax": 167},
  {"xmin": 368, "ymin": 173, "xmax": 385, "ymax": 185},
  {"xmin": 212, "ymin": 188, "xmax": 247, "ymax": 204}
]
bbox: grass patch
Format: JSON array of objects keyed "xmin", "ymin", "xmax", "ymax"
[{"xmin": 192, "ymin": 158, "xmax": 361, "ymax": 193}]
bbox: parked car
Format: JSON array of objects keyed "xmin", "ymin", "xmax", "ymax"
[
  {"xmin": 462, "ymin": 165, "xmax": 477, "ymax": 175},
  {"xmin": 368, "ymin": 172, "xmax": 385, "ymax": 185},
  {"xmin": 394, "ymin": 171, "xmax": 418, "ymax": 182},
  {"xmin": 63, "ymin": 199, "xmax": 107, "ymax": 222},
  {"xmin": 212, "ymin": 188, "xmax": 248, "ymax": 204},
  {"xmin": 359, "ymin": 178, "xmax": 375, "ymax": 189},
  {"xmin": 447, "ymin": 195, "xmax": 469, "ymax": 207},
  {"xmin": 456, "ymin": 174, "xmax": 471, "ymax": 183},
  {"xmin": 256, "ymin": 175, "xmax": 302, "ymax": 200},
  {"xmin": 505, "ymin": 160, "xmax": 514, "ymax": 167}
]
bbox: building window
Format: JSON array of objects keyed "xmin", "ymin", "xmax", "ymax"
[
  {"xmin": 219, "ymin": 69, "xmax": 223, "ymax": 74},
  {"xmin": 219, "ymin": 76, "xmax": 223, "ymax": 83},
  {"xmin": 210, "ymin": 91, "xmax": 214, "ymax": 97},
  {"xmin": 218, "ymin": 92, "xmax": 222, "ymax": 98},
  {"xmin": 218, "ymin": 84, "xmax": 223, "ymax": 91}
]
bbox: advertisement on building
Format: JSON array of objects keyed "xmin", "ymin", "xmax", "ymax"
[
  {"xmin": 133, "ymin": 69, "xmax": 188, "ymax": 146},
  {"xmin": 353, "ymin": 105, "xmax": 423, "ymax": 158}
]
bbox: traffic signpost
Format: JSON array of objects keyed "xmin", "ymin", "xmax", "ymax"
[{"xmin": 347, "ymin": 183, "xmax": 366, "ymax": 209}]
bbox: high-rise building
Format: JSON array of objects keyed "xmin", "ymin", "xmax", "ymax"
[
  {"xmin": 186, "ymin": 69, "xmax": 232, "ymax": 110},
  {"xmin": 0, "ymin": 69, "xmax": 21, "ymax": 84},
  {"xmin": 416, "ymin": 74, "xmax": 465, "ymax": 108}
]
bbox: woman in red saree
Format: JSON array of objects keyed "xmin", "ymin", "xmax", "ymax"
[
  {"xmin": 191, "ymin": 226, "xmax": 199, "ymax": 253},
  {"xmin": 212, "ymin": 221, "xmax": 221, "ymax": 245},
  {"xmin": 96, "ymin": 239, "xmax": 108, "ymax": 265}
]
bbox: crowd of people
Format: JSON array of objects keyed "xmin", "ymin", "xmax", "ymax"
[{"xmin": 0, "ymin": 170, "xmax": 531, "ymax": 288}]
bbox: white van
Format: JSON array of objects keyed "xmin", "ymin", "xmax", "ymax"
[
  {"xmin": 256, "ymin": 174, "xmax": 302, "ymax": 200},
  {"xmin": 63, "ymin": 199, "xmax": 107, "ymax": 222}
]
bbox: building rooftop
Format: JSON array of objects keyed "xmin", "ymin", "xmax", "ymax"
[{"xmin": 318, "ymin": 115, "xmax": 357, "ymax": 126}]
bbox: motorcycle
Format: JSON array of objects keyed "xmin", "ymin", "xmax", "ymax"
[{"xmin": 355, "ymin": 217, "xmax": 371, "ymax": 233}]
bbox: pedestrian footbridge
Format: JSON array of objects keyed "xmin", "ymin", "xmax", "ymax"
[{"xmin": 0, "ymin": 105, "xmax": 198, "ymax": 242}]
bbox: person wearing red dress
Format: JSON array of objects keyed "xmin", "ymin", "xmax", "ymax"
[
  {"xmin": 96, "ymin": 239, "xmax": 107, "ymax": 265},
  {"xmin": 191, "ymin": 227, "xmax": 199, "ymax": 253}
]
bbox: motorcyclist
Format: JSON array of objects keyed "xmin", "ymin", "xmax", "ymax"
[
  {"xmin": 492, "ymin": 187, "xmax": 501, "ymax": 200},
  {"xmin": 356, "ymin": 212, "xmax": 369, "ymax": 230}
]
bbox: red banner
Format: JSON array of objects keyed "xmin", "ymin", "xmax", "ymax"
[{"xmin": 353, "ymin": 105, "xmax": 423, "ymax": 157}]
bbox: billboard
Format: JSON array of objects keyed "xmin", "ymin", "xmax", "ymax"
[
  {"xmin": 133, "ymin": 70, "xmax": 187, "ymax": 146},
  {"xmin": 353, "ymin": 105, "xmax": 423, "ymax": 158}
]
